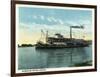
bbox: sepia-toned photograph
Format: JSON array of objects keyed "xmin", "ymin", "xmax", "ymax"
[{"xmin": 11, "ymin": 1, "xmax": 97, "ymax": 76}]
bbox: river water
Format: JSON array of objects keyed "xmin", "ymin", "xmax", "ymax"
[{"xmin": 18, "ymin": 45, "xmax": 92, "ymax": 70}]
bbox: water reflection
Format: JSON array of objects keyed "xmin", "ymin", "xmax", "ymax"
[
  {"xmin": 18, "ymin": 46, "xmax": 92, "ymax": 69},
  {"xmin": 36, "ymin": 47, "xmax": 91, "ymax": 68}
]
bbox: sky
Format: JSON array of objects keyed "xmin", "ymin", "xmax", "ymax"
[{"xmin": 17, "ymin": 5, "xmax": 93, "ymax": 44}]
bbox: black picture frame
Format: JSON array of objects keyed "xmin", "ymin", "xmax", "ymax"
[{"xmin": 11, "ymin": 0, "xmax": 97, "ymax": 77}]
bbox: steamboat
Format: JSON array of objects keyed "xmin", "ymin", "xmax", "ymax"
[{"xmin": 35, "ymin": 26, "xmax": 90, "ymax": 49}]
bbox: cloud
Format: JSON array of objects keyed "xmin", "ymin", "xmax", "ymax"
[
  {"xmin": 65, "ymin": 20, "xmax": 79, "ymax": 26},
  {"xmin": 47, "ymin": 18, "xmax": 52, "ymax": 22},
  {"xmin": 40, "ymin": 15, "xmax": 45, "ymax": 20},
  {"xmin": 51, "ymin": 17, "xmax": 58, "ymax": 22},
  {"xmin": 33, "ymin": 15, "xmax": 45, "ymax": 20},
  {"xmin": 58, "ymin": 19, "xmax": 64, "ymax": 25},
  {"xmin": 19, "ymin": 23, "xmax": 30, "ymax": 29},
  {"xmin": 19, "ymin": 18, "xmax": 92, "ymax": 36},
  {"xmin": 47, "ymin": 16, "xmax": 58, "ymax": 22},
  {"xmin": 33, "ymin": 15, "xmax": 37, "ymax": 19},
  {"xmin": 19, "ymin": 22, "xmax": 69, "ymax": 33}
]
